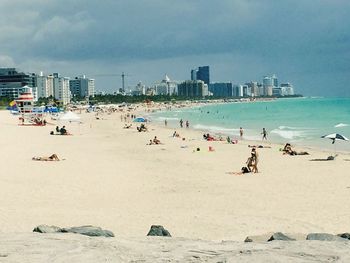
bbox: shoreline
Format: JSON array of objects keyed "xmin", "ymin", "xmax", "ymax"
[{"xmin": 143, "ymin": 99, "xmax": 350, "ymax": 155}]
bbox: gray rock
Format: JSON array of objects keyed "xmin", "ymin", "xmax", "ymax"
[
  {"xmin": 60, "ymin": 225, "xmax": 114, "ymax": 237},
  {"xmin": 268, "ymin": 232, "xmax": 296, "ymax": 241},
  {"xmin": 243, "ymin": 233, "xmax": 273, "ymax": 242},
  {"xmin": 33, "ymin": 225, "xmax": 61, "ymax": 233},
  {"xmin": 337, "ymin": 233, "xmax": 350, "ymax": 240},
  {"xmin": 147, "ymin": 225, "xmax": 171, "ymax": 237},
  {"xmin": 306, "ymin": 233, "xmax": 345, "ymax": 241}
]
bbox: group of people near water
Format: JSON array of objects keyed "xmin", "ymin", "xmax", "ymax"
[{"xmin": 178, "ymin": 119, "xmax": 190, "ymax": 128}]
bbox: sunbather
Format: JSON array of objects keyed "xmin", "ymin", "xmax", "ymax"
[
  {"xmin": 32, "ymin": 154, "xmax": 60, "ymax": 161},
  {"xmin": 283, "ymin": 143, "xmax": 309, "ymax": 155},
  {"xmin": 248, "ymin": 145, "xmax": 271, "ymax": 148},
  {"xmin": 228, "ymin": 166, "xmax": 251, "ymax": 175}
]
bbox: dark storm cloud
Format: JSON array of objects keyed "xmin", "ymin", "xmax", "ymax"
[{"xmin": 0, "ymin": 0, "xmax": 349, "ymax": 96}]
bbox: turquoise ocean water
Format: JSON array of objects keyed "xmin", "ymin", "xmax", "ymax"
[{"xmin": 149, "ymin": 98, "xmax": 350, "ymax": 152}]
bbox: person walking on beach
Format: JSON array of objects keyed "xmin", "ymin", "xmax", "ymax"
[
  {"xmin": 240, "ymin": 127, "xmax": 244, "ymax": 139},
  {"xmin": 180, "ymin": 119, "xmax": 183, "ymax": 128},
  {"xmin": 164, "ymin": 119, "xmax": 168, "ymax": 126},
  {"xmin": 262, "ymin": 128, "xmax": 267, "ymax": 140},
  {"xmin": 186, "ymin": 120, "xmax": 189, "ymax": 128}
]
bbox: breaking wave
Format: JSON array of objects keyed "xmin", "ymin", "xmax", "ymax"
[
  {"xmin": 192, "ymin": 124, "xmax": 239, "ymax": 134},
  {"xmin": 334, "ymin": 123, "xmax": 349, "ymax": 128}
]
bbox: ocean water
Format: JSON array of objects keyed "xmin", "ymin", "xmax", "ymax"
[{"xmin": 149, "ymin": 97, "xmax": 350, "ymax": 152}]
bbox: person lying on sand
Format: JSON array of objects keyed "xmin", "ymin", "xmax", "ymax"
[
  {"xmin": 32, "ymin": 154, "xmax": 60, "ymax": 161},
  {"xmin": 227, "ymin": 166, "xmax": 251, "ymax": 175},
  {"xmin": 310, "ymin": 155, "xmax": 337, "ymax": 161},
  {"xmin": 282, "ymin": 143, "xmax": 309, "ymax": 156},
  {"xmin": 226, "ymin": 136, "xmax": 238, "ymax": 144},
  {"xmin": 203, "ymin": 133, "xmax": 224, "ymax": 141},
  {"xmin": 248, "ymin": 145, "xmax": 271, "ymax": 148},
  {"xmin": 123, "ymin": 123, "xmax": 132, "ymax": 129}
]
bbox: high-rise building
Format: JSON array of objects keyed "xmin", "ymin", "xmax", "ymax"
[
  {"xmin": 246, "ymin": 82, "xmax": 259, "ymax": 97},
  {"xmin": 209, "ymin": 82, "xmax": 235, "ymax": 97},
  {"xmin": 196, "ymin": 66, "xmax": 210, "ymax": 86},
  {"xmin": 272, "ymin": 74, "xmax": 278, "ymax": 87},
  {"xmin": 53, "ymin": 73, "xmax": 70, "ymax": 105},
  {"xmin": 191, "ymin": 69, "xmax": 197, "ymax": 81},
  {"xmin": 280, "ymin": 83, "xmax": 294, "ymax": 96},
  {"xmin": 133, "ymin": 81, "xmax": 146, "ymax": 96},
  {"xmin": 272, "ymin": 87, "xmax": 282, "ymax": 96},
  {"xmin": 177, "ymin": 80, "xmax": 208, "ymax": 97},
  {"xmin": 154, "ymin": 74, "xmax": 177, "ymax": 95},
  {"xmin": 0, "ymin": 68, "xmax": 37, "ymax": 99},
  {"xmin": 263, "ymin": 76, "xmax": 273, "ymax": 96},
  {"xmin": 35, "ymin": 72, "xmax": 54, "ymax": 98},
  {"xmin": 69, "ymin": 75, "xmax": 95, "ymax": 98},
  {"xmin": 241, "ymin": 84, "xmax": 251, "ymax": 97}
]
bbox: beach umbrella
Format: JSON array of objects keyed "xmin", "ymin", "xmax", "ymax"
[
  {"xmin": 58, "ymin": 111, "xmax": 81, "ymax": 122},
  {"xmin": 133, "ymin": 117, "xmax": 147, "ymax": 123},
  {"xmin": 321, "ymin": 133, "xmax": 349, "ymax": 155}
]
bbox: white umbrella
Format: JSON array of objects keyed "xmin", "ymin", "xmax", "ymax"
[
  {"xmin": 321, "ymin": 133, "xmax": 349, "ymax": 155},
  {"xmin": 58, "ymin": 111, "xmax": 81, "ymax": 122}
]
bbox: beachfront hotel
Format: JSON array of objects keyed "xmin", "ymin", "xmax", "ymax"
[
  {"xmin": 153, "ymin": 74, "xmax": 178, "ymax": 95},
  {"xmin": 52, "ymin": 73, "xmax": 71, "ymax": 105},
  {"xmin": 0, "ymin": 68, "xmax": 38, "ymax": 101},
  {"xmin": 36, "ymin": 72, "xmax": 54, "ymax": 98},
  {"xmin": 0, "ymin": 68, "xmax": 74, "ymax": 105},
  {"xmin": 177, "ymin": 80, "xmax": 209, "ymax": 97},
  {"xmin": 69, "ymin": 75, "xmax": 95, "ymax": 98}
]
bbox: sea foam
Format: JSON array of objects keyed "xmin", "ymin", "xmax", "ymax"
[
  {"xmin": 334, "ymin": 123, "xmax": 349, "ymax": 128},
  {"xmin": 271, "ymin": 126, "xmax": 310, "ymax": 140},
  {"xmin": 192, "ymin": 124, "xmax": 239, "ymax": 134}
]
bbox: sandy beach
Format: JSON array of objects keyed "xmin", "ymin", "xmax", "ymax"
[{"xmin": 1, "ymin": 107, "xmax": 350, "ymax": 260}]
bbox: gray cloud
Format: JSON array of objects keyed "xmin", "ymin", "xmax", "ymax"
[{"xmin": 0, "ymin": 0, "xmax": 349, "ymax": 96}]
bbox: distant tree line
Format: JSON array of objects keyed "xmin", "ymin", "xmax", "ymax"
[{"xmin": 89, "ymin": 94, "xmax": 303, "ymax": 105}]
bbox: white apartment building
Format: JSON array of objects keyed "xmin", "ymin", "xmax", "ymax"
[
  {"xmin": 36, "ymin": 73, "xmax": 54, "ymax": 98},
  {"xmin": 154, "ymin": 75, "xmax": 178, "ymax": 95},
  {"xmin": 53, "ymin": 73, "xmax": 71, "ymax": 105},
  {"xmin": 280, "ymin": 83, "xmax": 295, "ymax": 96}
]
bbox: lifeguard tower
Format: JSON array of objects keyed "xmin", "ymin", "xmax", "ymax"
[{"xmin": 16, "ymin": 86, "xmax": 45, "ymax": 126}]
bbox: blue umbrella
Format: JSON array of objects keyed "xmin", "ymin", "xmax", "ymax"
[{"xmin": 133, "ymin": 117, "xmax": 147, "ymax": 123}]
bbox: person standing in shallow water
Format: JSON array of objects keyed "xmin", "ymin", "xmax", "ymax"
[
  {"xmin": 186, "ymin": 120, "xmax": 189, "ymax": 128},
  {"xmin": 164, "ymin": 119, "xmax": 167, "ymax": 126},
  {"xmin": 180, "ymin": 119, "xmax": 183, "ymax": 128},
  {"xmin": 262, "ymin": 128, "xmax": 267, "ymax": 140},
  {"xmin": 240, "ymin": 127, "xmax": 244, "ymax": 139}
]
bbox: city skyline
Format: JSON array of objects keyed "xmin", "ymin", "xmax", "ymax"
[{"xmin": 0, "ymin": 0, "xmax": 349, "ymax": 97}]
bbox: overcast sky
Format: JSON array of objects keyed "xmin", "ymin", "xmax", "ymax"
[{"xmin": 0, "ymin": 0, "xmax": 349, "ymax": 96}]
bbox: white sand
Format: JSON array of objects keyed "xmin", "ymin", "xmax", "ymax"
[{"xmin": 0, "ymin": 108, "xmax": 350, "ymax": 260}]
